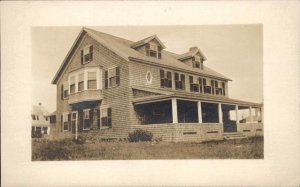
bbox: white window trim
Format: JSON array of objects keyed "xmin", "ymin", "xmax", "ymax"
[
  {"xmin": 82, "ymin": 45, "xmax": 92, "ymax": 65},
  {"xmin": 62, "ymin": 112, "xmax": 69, "ymax": 132},
  {"xmin": 68, "ymin": 67, "xmax": 102, "ymax": 94},
  {"xmin": 100, "ymin": 105, "xmax": 111, "ymax": 129},
  {"xmin": 108, "ymin": 66, "xmax": 118, "ymax": 88},
  {"xmin": 146, "ymin": 71, "xmax": 153, "ymax": 84}
]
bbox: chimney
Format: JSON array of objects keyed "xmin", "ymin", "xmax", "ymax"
[
  {"xmin": 189, "ymin": 46, "xmax": 198, "ymax": 52},
  {"xmin": 39, "ymin": 102, "xmax": 42, "ymax": 106}
]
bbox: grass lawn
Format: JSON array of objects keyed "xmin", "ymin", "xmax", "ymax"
[{"xmin": 32, "ymin": 136, "xmax": 263, "ymax": 160}]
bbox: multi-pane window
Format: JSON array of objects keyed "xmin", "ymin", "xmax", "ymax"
[
  {"xmin": 203, "ymin": 78, "xmax": 211, "ymax": 94},
  {"xmin": 83, "ymin": 109, "xmax": 90, "ymax": 130},
  {"xmin": 160, "ymin": 69, "xmax": 172, "ymax": 88},
  {"xmin": 62, "ymin": 113, "xmax": 69, "ymax": 131},
  {"xmin": 189, "ymin": 76, "xmax": 199, "ymax": 92},
  {"xmin": 105, "ymin": 67, "xmax": 120, "ymax": 89},
  {"xmin": 222, "ymin": 82, "xmax": 226, "ymax": 96},
  {"xmin": 87, "ymin": 72, "xmax": 97, "ymax": 89},
  {"xmin": 70, "ymin": 76, "xmax": 76, "ymax": 94},
  {"xmin": 192, "ymin": 56, "xmax": 202, "ymax": 69},
  {"xmin": 146, "ymin": 43, "xmax": 162, "ymax": 59},
  {"xmin": 78, "ymin": 73, "xmax": 84, "ymax": 91},
  {"xmin": 101, "ymin": 107, "xmax": 112, "ymax": 128},
  {"xmin": 211, "ymin": 80, "xmax": 215, "ymax": 95},
  {"xmin": 174, "ymin": 72, "xmax": 185, "ymax": 90},
  {"xmin": 63, "ymin": 82, "xmax": 69, "ymax": 98},
  {"xmin": 81, "ymin": 45, "xmax": 93, "ymax": 64}
]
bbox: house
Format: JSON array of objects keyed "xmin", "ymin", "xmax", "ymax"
[
  {"xmin": 51, "ymin": 27, "xmax": 263, "ymax": 142},
  {"xmin": 31, "ymin": 103, "xmax": 51, "ymax": 136}
]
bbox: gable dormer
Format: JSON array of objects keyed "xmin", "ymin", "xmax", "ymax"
[
  {"xmin": 177, "ymin": 47, "xmax": 207, "ymax": 70},
  {"xmin": 130, "ymin": 35, "xmax": 166, "ymax": 59}
]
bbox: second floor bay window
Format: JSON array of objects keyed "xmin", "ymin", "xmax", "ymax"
[
  {"xmin": 68, "ymin": 67, "xmax": 102, "ymax": 94},
  {"xmin": 160, "ymin": 69, "xmax": 172, "ymax": 88}
]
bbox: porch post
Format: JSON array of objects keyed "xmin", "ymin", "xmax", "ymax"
[
  {"xmin": 218, "ymin": 103, "xmax": 223, "ymax": 124},
  {"xmin": 172, "ymin": 98, "xmax": 178, "ymax": 124},
  {"xmin": 249, "ymin": 106, "xmax": 253, "ymax": 122},
  {"xmin": 197, "ymin": 101, "xmax": 202, "ymax": 123},
  {"xmin": 235, "ymin": 105, "xmax": 239, "ymax": 124}
]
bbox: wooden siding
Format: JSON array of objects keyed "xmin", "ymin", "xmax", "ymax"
[
  {"xmin": 56, "ymin": 34, "xmax": 131, "ymax": 137},
  {"xmin": 237, "ymin": 123, "xmax": 264, "ymax": 137}
]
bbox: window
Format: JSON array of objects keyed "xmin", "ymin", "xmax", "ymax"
[
  {"xmin": 100, "ymin": 107, "xmax": 112, "ymax": 128},
  {"xmin": 62, "ymin": 113, "xmax": 69, "ymax": 131},
  {"xmin": 193, "ymin": 56, "xmax": 201, "ymax": 68},
  {"xmin": 160, "ymin": 69, "xmax": 172, "ymax": 88},
  {"xmin": 211, "ymin": 80, "xmax": 215, "ymax": 94},
  {"xmin": 70, "ymin": 76, "xmax": 76, "ymax": 94},
  {"xmin": 31, "ymin": 115, "xmax": 36, "ymax": 120},
  {"xmin": 105, "ymin": 67, "xmax": 120, "ymax": 88},
  {"xmin": 175, "ymin": 72, "xmax": 185, "ymax": 90},
  {"xmin": 63, "ymin": 82, "xmax": 69, "ymax": 98},
  {"xmin": 87, "ymin": 72, "xmax": 97, "ymax": 89},
  {"xmin": 189, "ymin": 76, "xmax": 199, "ymax": 92},
  {"xmin": 81, "ymin": 45, "xmax": 93, "ymax": 64},
  {"xmin": 83, "ymin": 109, "xmax": 91, "ymax": 130},
  {"xmin": 146, "ymin": 71, "xmax": 152, "ymax": 84},
  {"xmin": 203, "ymin": 78, "xmax": 211, "ymax": 94},
  {"xmin": 199, "ymin": 77, "xmax": 203, "ymax": 93},
  {"xmin": 42, "ymin": 127, "xmax": 48, "ymax": 134},
  {"xmin": 214, "ymin": 80, "xmax": 223, "ymax": 96},
  {"xmin": 222, "ymin": 82, "xmax": 226, "ymax": 96},
  {"xmin": 36, "ymin": 115, "xmax": 39, "ymax": 120},
  {"xmin": 78, "ymin": 73, "xmax": 84, "ymax": 91},
  {"xmin": 146, "ymin": 43, "xmax": 162, "ymax": 59}
]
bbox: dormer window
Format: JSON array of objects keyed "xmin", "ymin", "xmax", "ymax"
[
  {"xmin": 81, "ymin": 45, "xmax": 93, "ymax": 64},
  {"xmin": 193, "ymin": 56, "xmax": 202, "ymax": 69},
  {"xmin": 146, "ymin": 44, "xmax": 162, "ymax": 59}
]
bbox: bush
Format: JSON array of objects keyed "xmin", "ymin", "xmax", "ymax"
[
  {"xmin": 73, "ymin": 135, "xmax": 86, "ymax": 144},
  {"xmin": 128, "ymin": 129, "xmax": 153, "ymax": 142}
]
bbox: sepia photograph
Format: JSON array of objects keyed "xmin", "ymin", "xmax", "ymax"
[{"xmin": 31, "ymin": 25, "xmax": 263, "ymax": 160}]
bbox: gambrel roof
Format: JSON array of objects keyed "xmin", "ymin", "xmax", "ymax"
[{"xmin": 52, "ymin": 27, "xmax": 231, "ymax": 84}]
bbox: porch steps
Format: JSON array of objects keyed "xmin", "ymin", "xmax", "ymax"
[{"xmin": 223, "ymin": 132, "xmax": 247, "ymax": 140}]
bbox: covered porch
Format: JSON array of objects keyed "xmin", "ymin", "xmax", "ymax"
[{"xmin": 133, "ymin": 96, "xmax": 263, "ymax": 138}]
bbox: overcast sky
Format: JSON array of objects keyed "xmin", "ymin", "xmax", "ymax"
[{"xmin": 32, "ymin": 25, "xmax": 263, "ymax": 112}]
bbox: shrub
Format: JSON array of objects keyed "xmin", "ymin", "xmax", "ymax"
[
  {"xmin": 128, "ymin": 129, "xmax": 153, "ymax": 142},
  {"xmin": 73, "ymin": 135, "xmax": 86, "ymax": 144}
]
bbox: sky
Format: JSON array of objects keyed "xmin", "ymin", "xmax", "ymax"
[{"xmin": 32, "ymin": 25, "xmax": 263, "ymax": 112}]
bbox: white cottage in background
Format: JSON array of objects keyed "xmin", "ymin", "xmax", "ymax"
[{"xmin": 31, "ymin": 103, "xmax": 51, "ymax": 136}]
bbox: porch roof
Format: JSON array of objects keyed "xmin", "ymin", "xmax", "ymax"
[{"xmin": 132, "ymin": 86, "xmax": 263, "ymax": 107}]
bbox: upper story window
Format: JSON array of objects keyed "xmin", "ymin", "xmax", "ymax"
[
  {"xmin": 146, "ymin": 44, "xmax": 162, "ymax": 59},
  {"xmin": 81, "ymin": 45, "xmax": 93, "ymax": 64},
  {"xmin": 203, "ymin": 78, "xmax": 211, "ymax": 94},
  {"xmin": 100, "ymin": 106, "xmax": 112, "ymax": 128},
  {"xmin": 222, "ymin": 82, "xmax": 226, "ymax": 96},
  {"xmin": 68, "ymin": 67, "xmax": 102, "ymax": 94},
  {"xmin": 160, "ymin": 69, "xmax": 172, "ymax": 88},
  {"xmin": 105, "ymin": 66, "xmax": 120, "ymax": 89},
  {"xmin": 192, "ymin": 56, "xmax": 203, "ymax": 69},
  {"xmin": 63, "ymin": 82, "xmax": 69, "ymax": 99},
  {"xmin": 31, "ymin": 115, "xmax": 36, "ymax": 120},
  {"xmin": 189, "ymin": 76, "xmax": 200, "ymax": 93},
  {"xmin": 70, "ymin": 76, "xmax": 76, "ymax": 94},
  {"xmin": 174, "ymin": 72, "xmax": 185, "ymax": 90},
  {"xmin": 78, "ymin": 73, "xmax": 84, "ymax": 92},
  {"xmin": 87, "ymin": 72, "xmax": 97, "ymax": 89}
]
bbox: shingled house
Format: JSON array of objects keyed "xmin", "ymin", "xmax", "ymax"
[{"xmin": 51, "ymin": 27, "xmax": 263, "ymax": 142}]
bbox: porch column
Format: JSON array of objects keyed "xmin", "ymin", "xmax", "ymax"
[
  {"xmin": 235, "ymin": 105, "xmax": 239, "ymax": 124},
  {"xmin": 197, "ymin": 101, "xmax": 202, "ymax": 123},
  {"xmin": 218, "ymin": 103, "xmax": 223, "ymax": 124},
  {"xmin": 249, "ymin": 106, "xmax": 253, "ymax": 122},
  {"xmin": 172, "ymin": 98, "xmax": 178, "ymax": 124}
]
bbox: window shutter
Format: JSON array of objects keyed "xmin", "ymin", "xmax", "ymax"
[
  {"xmin": 174, "ymin": 72, "xmax": 179, "ymax": 81},
  {"xmin": 68, "ymin": 114, "xmax": 71, "ymax": 131},
  {"xmin": 160, "ymin": 69, "xmax": 165, "ymax": 87},
  {"xmin": 189, "ymin": 76, "xmax": 193, "ymax": 83},
  {"xmin": 105, "ymin": 70, "xmax": 108, "ymax": 89},
  {"xmin": 167, "ymin": 72, "xmax": 172, "ymax": 88},
  {"xmin": 80, "ymin": 50, "xmax": 83, "ymax": 64},
  {"xmin": 89, "ymin": 45, "xmax": 93, "ymax": 61},
  {"xmin": 107, "ymin": 108, "xmax": 112, "ymax": 128},
  {"xmin": 116, "ymin": 67, "xmax": 120, "ymax": 85},
  {"xmin": 61, "ymin": 115, "xmax": 63, "ymax": 132},
  {"xmin": 61, "ymin": 85, "xmax": 64, "ymax": 100}
]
